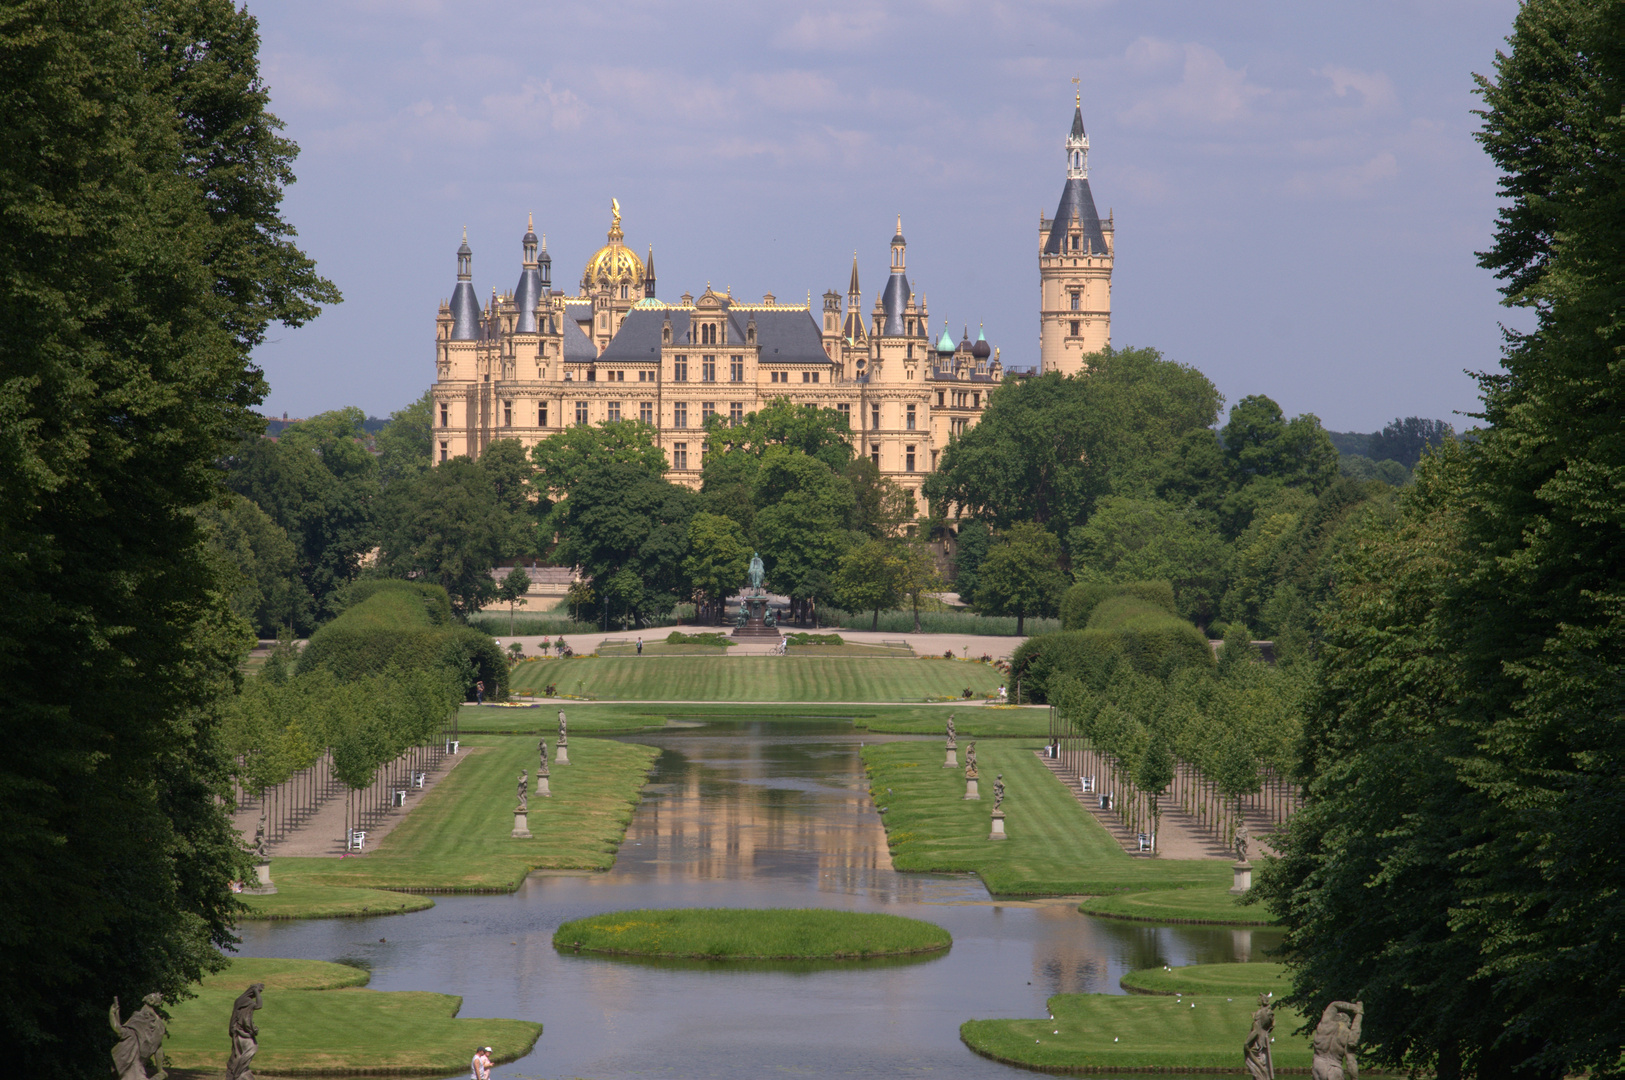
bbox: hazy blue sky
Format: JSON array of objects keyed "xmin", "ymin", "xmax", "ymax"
[{"xmin": 252, "ymin": 0, "xmax": 1528, "ymax": 433}]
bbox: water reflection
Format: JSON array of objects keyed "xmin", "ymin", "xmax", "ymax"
[{"xmin": 238, "ymin": 717, "xmax": 1280, "ymax": 1080}]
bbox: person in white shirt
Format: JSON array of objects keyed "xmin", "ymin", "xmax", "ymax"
[{"xmin": 471, "ymin": 1046, "xmax": 492, "ymax": 1080}]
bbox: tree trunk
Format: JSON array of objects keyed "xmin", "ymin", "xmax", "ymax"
[
  {"xmin": 1016, "ymin": 610, "xmax": 1025, "ymax": 635},
  {"xmin": 871, "ymin": 608, "xmax": 879, "ymax": 631}
]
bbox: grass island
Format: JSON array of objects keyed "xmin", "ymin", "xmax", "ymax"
[
  {"xmin": 1077, "ymin": 886, "xmax": 1280, "ymax": 926},
  {"xmin": 553, "ymin": 907, "xmax": 951, "ymax": 960}
]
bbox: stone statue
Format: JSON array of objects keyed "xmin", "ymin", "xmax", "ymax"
[
  {"xmin": 763, "ymin": 606, "xmax": 776, "ymax": 627},
  {"xmin": 252, "ymin": 819, "xmax": 267, "ymax": 863},
  {"xmin": 1235, "ymin": 821, "xmax": 1251, "ymax": 862},
  {"xmin": 1311, "ymin": 1001, "xmax": 1363, "ymax": 1080},
  {"xmin": 945, "ymin": 714, "xmax": 956, "ymax": 748},
  {"xmin": 538, "ymin": 737, "xmax": 549, "ymax": 777},
  {"xmin": 748, "ymin": 552, "xmax": 765, "ymax": 590},
  {"xmin": 993, "ymin": 774, "xmax": 1005, "ymax": 811},
  {"xmin": 1244, "ymin": 992, "xmax": 1274, "ymax": 1080},
  {"xmin": 226, "ymin": 983, "xmax": 264, "ymax": 1080},
  {"xmin": 516, "ymin": 769, "xmax": 528, "ymax": 812},
  {"xmin": 965, "ymin": 740, "xmax": 977, "ymax": 777},
  {"xmin": 110, "ymin": 993, "xmax": 167, "ymax": 1080},
  {"xmin": 558, "ymin": 710, "xmax": 568, "ymax": 743}
]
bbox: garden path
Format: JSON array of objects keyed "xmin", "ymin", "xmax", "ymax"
[{"xmin": 1035, "ymin": 751, "xmax": 1234, "ymax": 860}]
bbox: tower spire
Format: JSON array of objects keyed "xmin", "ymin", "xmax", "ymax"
[{"xmin": 1067, "ymin": 87, "xmax": 1089, "ymax": 179}]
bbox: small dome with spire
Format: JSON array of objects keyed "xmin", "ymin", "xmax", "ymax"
[
  {"xmin": 936, "ymin": 322, "xmax": 955, "ymax": 354},
  {"xmin": 972, "ymin": 325, "xmax": 991, "ymax": 359},
  {"xmin": 581, "ymin": 198, "xmax": 645, "ymax": 293}
]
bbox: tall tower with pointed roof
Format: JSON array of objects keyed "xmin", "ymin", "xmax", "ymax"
[{"xmin": 1039, "ymin": 94, "xmax": 1113, "ymax": 375}]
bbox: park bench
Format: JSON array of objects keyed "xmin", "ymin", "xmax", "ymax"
[
  {"xmin": 1136, "ymin": 832, "xmax": 1153, "ymax": 852},
  {"xmin": 446, "ymin": 739, "xmax": 460, "ymax": 754},
  {"xmin": 347, "ymin": 830, "xmax": 366, "ymax": 852},
  {"xmin": 412, "ymin": 772, "xmax": 426, "ymax": 788},
  {"xmin": 1097, "ymin": 792, "xmax": 1113, "ymax": 811},
  {"xmin": 1080, "ymin": 775, "xmax": 1095, "ymax": 794},
  {"xmin": 391, "ymin": 789, "xmax": 407, "ymax": 807}
]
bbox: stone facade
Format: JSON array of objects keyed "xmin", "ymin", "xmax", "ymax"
[{"xmin": 428, "ymin": 101, "xmax": 1111, "ymax": 503}]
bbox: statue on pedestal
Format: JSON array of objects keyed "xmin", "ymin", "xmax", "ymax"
[
  {"xmin": 945, "ymin": 714, "xmax": 957, "ymax": 748},
  {"xmin": 110, "ymin": 993, "xmax": 167, "ymax": 1080},
  {"xmin": 1244, "ymin": 992, "xmax": 1274, "ymax": 1080},
  {"xmin": 226, "ymin": 983, "xmax": 264, "ymax": 1080},
  {"xmin": 538, "ymin": 738, "xmax": 549, "ymax": 777},
  {"xmin": 965, "ymin": 741, "xmax": 977, "ymax": 777},
  {"xmin": 748, "ymin": 552, "xmax": 765, "ymax": 591},
  {"xmin": 516, "ymin": 770, "xmax": 528, "ymax": 813},
  {"xmin": 993, "ymin": 774, "xmax": 1005, "ymax": 811},
  {"xmin": 1311, "ymin": 1001, "xmax": 1363, "ymax": 1080},
  {"xmin": 558, "ymin": 710, "xmax": 568, "ymax": 744}
]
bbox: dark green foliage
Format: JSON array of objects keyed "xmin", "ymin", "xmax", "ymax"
[
  {"xmin": 1336, "ymin": 454, "xmax": 1410, "ymax": 486},
  {"xmin": 555, "ymin": 459, "xmax": 697, "ymax": 626},
  {"xmin": 1367, "ymin": 417, "xmax": 1455, "ymax": 470},
  {"xmin": 1067, "ymin": 496, "xmax": 1225, "ymax": 625},
  {"xmin": 1259, "ymin": 5, "xmax": 1625, "ymax": 1076},
  {"xmin": 477, "ymin": 438, "xmax": 538, "ymax": 558},
  {"xmin": 298, "ymin": 581, "xmax": 506, "ymax": 700},
  {"xmin": 375, "ymin": 457, "xmax": 505, "ymax": 618},
  {"xmin": 1059, "ymin": 580, "xmax": 1177, "ymax": 630},
  {"xmin": 0, "ymin": 0, "xmax": 336, "ymax": 1071},
  {"xmin": 665, "ymin": 631, "xmax": 731, "ymax": 647},
  {"xmin": 374, "ymin": 390, "xmax": 432, "ymax": 487},
  {"xmin": 702, "ymin": 396, "xmax": 855, "ymax": 473},
  {"xmin": 952, "ymin": 518, "xmax": 991, "ymax": 597},
  {"xmin": 971, "ymin": 522, "xmax": 1068, "ymax": 634},
  {"xmin": 1011, "ymin": 613, "xmax": 1213, "ymax": 703},
  {"xmin": 199, "ymin": 491, "xmax": 313, "ymax": 635}
]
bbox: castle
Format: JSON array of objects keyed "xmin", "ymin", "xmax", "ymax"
[{"xmin": 428, "ymin": 97, "xmax": 1112, "ymax": 509}]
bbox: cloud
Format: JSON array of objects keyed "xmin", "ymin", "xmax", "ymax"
[
  {"xmin": 773, "ymin": 9, "xmax": 888, "ymax": 51},
  {"xmin": 1317, "ymin": 65, "xmax": 1398, "ymax": 112},
  {"xmin": 480, "ymin": 79, "xmax": 587, "ymax": 133},
  {"xmin": 1285, "ymin": 150, "xmax": 1398, "ymax": 199},
  {"xmin": 1120, "ymin": 40, "xmax": 1270, "ymax": 128}
]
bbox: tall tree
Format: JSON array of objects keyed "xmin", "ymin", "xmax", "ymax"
[
  {"xmin": 703, "ymin": 396, "xmax": 855, "ymax": 473},
  {"xmin": 1261, "ymin": 4, "xmax": 1625, "ymax": 1077},
  {"xmin": 0, "ymin": 0, "xmax": 336, "ymax": 1071},
  {"xmin": 683, "ymin": 511, "xmax": 751, "ymax": 623},
  {"xmin": 375, "ymin": 458, "xmax": 505, "ymax": 618},
  {"xmin": 555, "ymin": 460, "xmax": 696, "ymax": 625},
  {"xmin": 1367, "ymin": 416, "xmax": 1455, "ymax": 470},
  {"xmin": 477, "ymin": 437, "xmax": 537, "ymax": 559},
  {"xmin": 374, "ymin": 389, "xmax": 433, "ymax": 487},
  {"xmin": 832, "ymin": 539, "xmax": 905, "ymax": 629},
  {"xmin": 972, "ymin": 523, "xmax": 1068, "ymax": 634}
]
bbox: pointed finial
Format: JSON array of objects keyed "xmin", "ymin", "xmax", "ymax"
[
  {"xmin": 527, "ymin": 211, "xmax": 534, "ymax": 230},
  {"xmin": 462, "ymin": 225, "xmax": 467, "ymax": 242},
  {"xmin": 541, "ymin": 232, "xmax": 547, "ymax": 252},
  {"xmin": 896, "ymin": 213, "xmax": 902, "ymax": 234}
]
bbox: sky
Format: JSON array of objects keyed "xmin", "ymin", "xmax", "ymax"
[{"xmin": 251, "ymin": 0, "xmax": 1530, "ymax": 434}]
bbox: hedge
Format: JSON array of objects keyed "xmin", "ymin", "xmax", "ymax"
[
  {"xmin": 1059, "ymin": 580, "xmax": 1177, "ymax": 630},
  {"xmin": 298, "ymin": 580, "xmax": 508, "ymax": 700},
  {"xmin": 1012, "ymin": 591, "xmax": 1211, "ymax": 702}
]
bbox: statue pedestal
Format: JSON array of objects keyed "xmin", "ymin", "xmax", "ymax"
[
  {"xmin": 512, "ymin": 809, "xmax": 532, "ymax": 839},
  {"xmin": 243, "ymin": 861, "xmax": 277, "ymax": 894},
  {"xmin": 964, "ymin": 777, "xmax": 979, "ymax": 800},
  {"xmin": 555, "ymin": 741, "xmax": 569, "ymax": 765},
  {"xmin": 943, "ymin": 746, "xmax": 958, "ymax": 768},
  {"xmin": 536, "ymin": 774, "xmax": 551, "ymax": 798},
  {"xmin": 1230, "ymin": 860, "xmax": 1252, "ymax": 894},
  {"xmin": 989, "ymin": 810, "xmax": 1006, "ymax": 840}
]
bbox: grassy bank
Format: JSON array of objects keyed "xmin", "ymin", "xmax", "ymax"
[
  {"xmin": 1119, "ymin": 962, "xmax": 1291, "ymax": 997},
  {"xmin": 961, "ymin": 990, "xmax": 1309, "ymax": 1073},
  {"xmin": 242, "ymin": 736, "xmax": 657, "ymax": 913},
  {"xmin": 507, "ymin": 655, "xmax": 1003, "ymax": 702},
  {"xmin": 863, "ymin": 741, "xmax": 1230, "ymax": 896},
  {"xmin": 165, "ymin": 957, "xmax": 540, "ymax": 1074},
  {"xmin": 453, "ymin": 701, "xmax": 1049, "ymax": 738},
  {"xmin": 554, "ymin": 907, "xmax": 951, "ymax": 960},
  {"xmin": 1077, "ymin": 886, "xmax": 1279, "ymax": 926},
  {"xmin": 240, "ymin": 883, "xmax": 435, "ymax": 920}
]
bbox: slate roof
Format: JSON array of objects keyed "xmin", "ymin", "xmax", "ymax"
[
  {"xmin": 881, "ymin": 272, "xmax": 910, "ymax": 336},
  {"xmin": 1044, "ymin": 177, "xmax": 1108, "ymax": 256},
  {"xmin": 561, "ymin": 311, "xmax": 597, "ymax": 362},
  {"xmin": 449, "ymin": 281, "xmax": 481, "ymax": 341},
  {"xmin": 596, "ymin": 305, "xmax": 830, "ymax": 365},
  {"xmin": 513, "ymin": 267, "xmax": 544, "ymax": 333}
]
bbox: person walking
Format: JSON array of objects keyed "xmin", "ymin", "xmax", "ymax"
[
  {"xmin": 636, "ymin": 636, "xmax": 643, "ymax": 655},
  {"xmin": 475, "ymin": 680, "xmax": 485, "ymax": 706},
  {"xmin": 471, "ymin": 1046, "xmax": 492, "ymax": 1080}
]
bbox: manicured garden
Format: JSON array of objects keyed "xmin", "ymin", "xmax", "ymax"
[
  {"xmin": 1077, "ymin": 886, "xmax": 1279, "ymax": 926},
  {"xmin": 506, "ymin": 655, "xmax": 1003, "ymax": 702},
  {"xmin": 1119, "ymin": 961, "xmax": 1291, "ymax": 997},
  {"xmin": 164, "ymin": 957, "xmax": 541, "ymax": 1074},
  {"xmin": 960, "ymin": 975, "xmax": 1308, "ymax": 1073},
  {"xmin": 554, "ymin": 907, "xmax": 951, "ymax": 960},
  {"xmin": 240, "ymin": 735, "xmax": 657, "ymax": 917},
  {"xmin": 453, "ymin": 701, "xmax": 1050, "ymax": 738},
  {"xmin": 863, "ymin": 740, "xmax": 1231, "ymax": 896}
]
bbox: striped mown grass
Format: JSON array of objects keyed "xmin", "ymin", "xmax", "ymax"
[
  {"xmin": 1077, "ymin": 886, "xmax": 1279, "ymax": 926},
  {"xmin": 1119, "ymin": 961, "xmax": 1292, "ymax": 997},
  {"xmin": 507, "ymin": 655, "xmax": 1002, "ymax": 702},
  {"xmin": 244, "ymin": 736, "xmax": 657, "ymax": 914},
  {"xmin": 864, "ymin": 740, "xmax": 1231, "ymax": 896},
  {"xmin": 454, "ymin": 701, "xmax": 1049, "ymax": 738},
  {"xmin": 165, "ymin": 957, "xmax": 540, "ymax": 1074}
]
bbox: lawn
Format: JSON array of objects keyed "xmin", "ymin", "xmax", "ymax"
[
  {"xmin": 554, "ymin": 908, "xmax": 950, "ymax": 960},
  {"xmin": 1077, "ymin": 886, "xmax": 1280, "ymax": 926},
  {"xmin": 863, "ymin": 741, "xmax": 1231, "ymax": 896},
  {"xmin": 239, "ymin": 883, "xmax": 435, "ymax": 920},
  {"xmin": 164, "ymin": 957, "xmax": 540, "ymax": 1074},
  {"xmin": 245, "ymin": 736, "xmax": 658, "ymax": 907},
  {"xmin": 507, "ymin": 655, "xmax": 1003, "ymax": 702},
  {"xmin": 1119, "ymin": 962, "xmax": 1292, "ymax": 997},
  {"xmin": 961, "ymin": 989, "xmax": 1309, "ymax": 1073},
  {"xmin": 452, "ymin": 701, "xmax": 1050, "ymax": 738}
]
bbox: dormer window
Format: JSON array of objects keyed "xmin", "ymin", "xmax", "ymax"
[
  {"xmin": 1070, "ymin": 234, "xmax": 1079, "ymax": 251},
  {"xmin": 662, "ymin": 322, "xmax": 672, "ymax": 343}
]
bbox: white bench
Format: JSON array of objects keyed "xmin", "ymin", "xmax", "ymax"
[
  {"xmin": 1136, "ymin": 832, "xmax": 1152, "ymax": 852},
  {"xmin": 446, "ymin": 740, "xmax": 460, "ymax": 755},
  {"xmin": 1080, "ymin": 775, "xmax": 1095, "ymax": 794},
  {"xmin": 391, "ymin": 790, "xmax": 407, "ymax": 807},
  {"xmin": 348, "ymin": 830, "xmax": 366, "ymax": 852},
  {"xmin": 412, "ymin": 772, "xmax": 426, "ymax": 788}
]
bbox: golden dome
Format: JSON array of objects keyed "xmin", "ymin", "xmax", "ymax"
[{"xmin": 581, "ymin": 198, "xmax": 644, "ymax": 292}]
